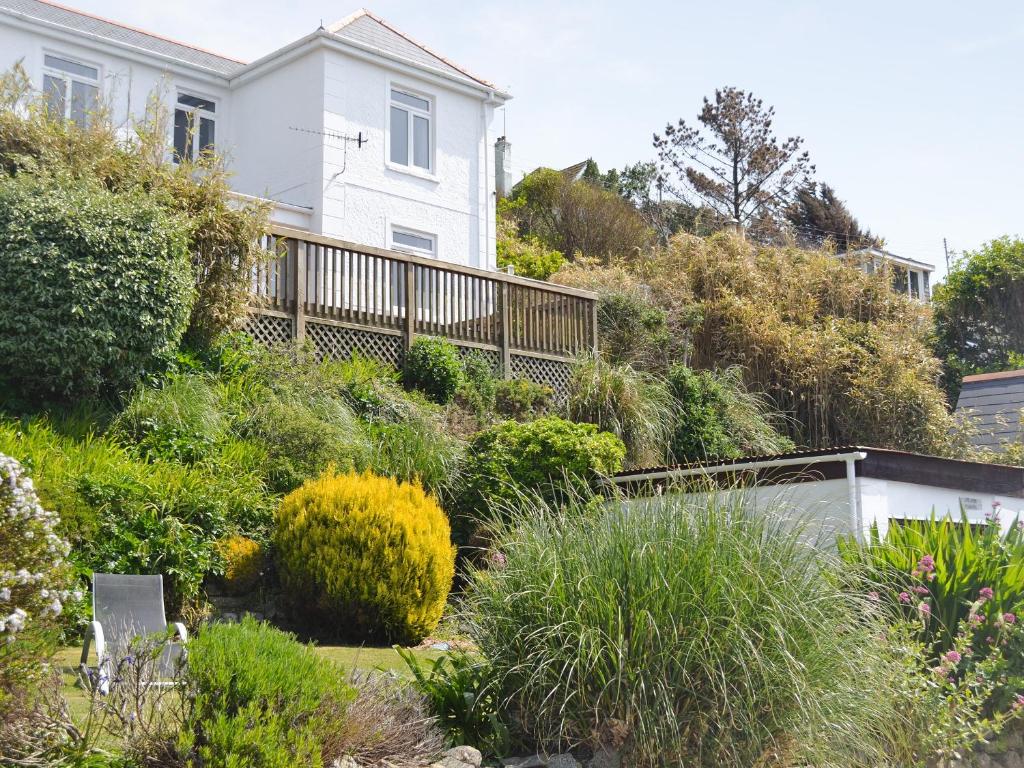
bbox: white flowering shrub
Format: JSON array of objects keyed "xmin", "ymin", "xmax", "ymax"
[{"xmin": 0, "ymin": 453, "xmax": 77, "ymax": 703}]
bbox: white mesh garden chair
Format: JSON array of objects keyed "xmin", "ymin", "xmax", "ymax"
[{"xmin": 80, "ymin": 573, "xmax": 188, "ymax": 693}]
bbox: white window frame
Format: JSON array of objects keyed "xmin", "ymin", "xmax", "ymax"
[
  {"xmin": 41, "ymin": 51, "xmax": 101, "ymax": 127},
  {"xmin": 390, "ymin": 225, "xmax": 437, "ymax": 258},
  {"xmin": 386, "ymin": 82, "xmax": 436, "ymax": 178},
  {"xmin": 173, "ymin": 91, "xmax": 217, "ymax": 163}
]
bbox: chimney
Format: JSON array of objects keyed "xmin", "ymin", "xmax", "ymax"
[{"xmin": 495, "ymin": 136, "xmax": 512, "ymax": 200}]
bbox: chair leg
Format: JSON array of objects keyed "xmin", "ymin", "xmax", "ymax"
[{"xmin": 80, "ymin": 621, "xmax": 109, "ymax": 695}]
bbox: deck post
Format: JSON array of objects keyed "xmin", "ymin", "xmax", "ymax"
[
  {"xmin": 403, "ymin": 261, "xmax": 416, "ymax": 357},
  {"xmin": 499, "ymin": 281, "xmax": 512, "ymax": 379},
  {"xmin": 590, "ymin": 297, "xmax": 599, "ymax": 353},
  {"xmin": 293, "ymin": 240, "xmax": 306, "ymax": 341}
]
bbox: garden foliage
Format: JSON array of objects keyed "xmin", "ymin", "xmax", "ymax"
[
  {"xmin": 463, "ymin": 493, "xmax": 903, "ymax": 766},
  {"xmin": 275, "ymin": 471, "xmax": 456, "ymax": 644},
  {"xmin": 0, "ymin": 173, "xmax": 193, "ymax": 405},
  {"xmin": 403, "ymin": 336, "xmax": 465, "ymax": 405},
  {"xmin": 456, "ymin": 416, "xmax": 625, "ymax": 535}
]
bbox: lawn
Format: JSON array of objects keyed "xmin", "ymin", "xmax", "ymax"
[{"xmin": 57, "ymin": 641, "xmax": 443, "ymax": 728}]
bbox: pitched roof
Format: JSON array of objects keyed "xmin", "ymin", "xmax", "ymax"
[
  {"xmin": 956, "ymin": 370, "xmax": 1024, "ymax": 450},
  {"xmin": 839, "ymin": 246, "xmax": 935, "ymax": 273},
  {"xmin": 327, "ymin": 9, "xmax": 495, "ymax": 89},
  {"xmin": 0, "ymin": 0, "xmax": 246, "ymax": 76}
]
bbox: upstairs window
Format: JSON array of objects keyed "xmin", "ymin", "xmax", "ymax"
[
  {"xmin": 389, "ymin": 88, "xmax": 431, "ymax": 172},
  {"xmin": 43, "ymin": 53, "xmax": 99, "ymax": 127},
  {"xmin": 173, "ymin": 93, "xmax": 216, "ymax": 162}
]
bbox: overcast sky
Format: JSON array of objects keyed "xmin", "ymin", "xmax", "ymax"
[{"xmin": 74, "ymin": 0, "xmax": 1024, "ymax": 280}]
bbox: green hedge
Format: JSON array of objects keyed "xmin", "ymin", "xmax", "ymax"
[{"xmin": 0, "ymin": 174, "xmax": 193, "ymax": 404}]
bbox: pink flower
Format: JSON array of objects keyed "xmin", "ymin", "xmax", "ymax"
[
  {"xmin": 913, "ymin": 585, "xmax": 930, "ymax": 596},
  {"xmin": 979, "ymin": 587, "xmax": 994, "ymax": 602},
  {"xmin": 1004, "ymin": 612, "xmax": 1017, "ymax": 625},
  {"xmin": 919, "ymin": 602, "xmax": 932, "ymax": 617},
  {"xmin": 943, "ymin": 650, "xmax": 962, "ymax": 664},
  {"xmin": 1015, "ymin": 694, "xmax": 1024, "ymax": 711},
  {"xmin": 867, "ymin": 591, "xmax": 880, "ymax": 602},
  {"xmin": 918, "ymin": 555, "xmax": 935, "ymax": 572},
  {"xmin": 898, "ymin": 591, "xmax": 911, "ymax": 604},
  {"xmin": 970, "ymin": 613, "xmax": 985, "ymax": 626}
]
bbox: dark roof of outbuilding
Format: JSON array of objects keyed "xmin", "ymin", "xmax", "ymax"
[
  {"xmin": 956, "ymin": 370, "xmax": 1024, "ymax": 450},
  {"xmin": 613, "ymin": 446, "xmax": 1024, "ymax": 498}
]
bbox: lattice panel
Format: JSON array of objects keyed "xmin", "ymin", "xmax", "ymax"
[
  {"xmin": 510, "ymin": 354, "xmax": 574, "ymax": 399},
  {"xmin": 307, "ymin": 322, "xmax": 404, "ymax": 367},
  {"xmin": 245, "ymin": 313, "xmax": 293, "ymax": 347},
  {"xmin": 453, "ymin": 344, "xmax": 502, "ymax": 376}
]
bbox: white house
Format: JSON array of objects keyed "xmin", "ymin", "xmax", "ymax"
[
  {"xmin": 839, "ymin": 246, "xmax": 935, "ymax": 302},
  {"xmin": 613, "ymin": 447, "xmax": 1024, "ymax": 546},
  {"xmin": 0, "ymin": 0, "xmax": 510, "ymax": 270}
]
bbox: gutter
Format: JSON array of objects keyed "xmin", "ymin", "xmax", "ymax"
[{"xmin": 614, "ymin": 450, "xmax": 869, "ymax": 539}]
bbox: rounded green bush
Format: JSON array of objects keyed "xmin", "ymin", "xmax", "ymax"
[
  {"xmin": 456, "ymin": 416, "xmax": 625, "ymax": 540},
  {"xmin": 0, "ymin": 174, "xmax": 193, "ymax": 404},
  {"xmin": 403, "ymin": 337, "xmax": 464, "ymax": 404},
  {"xmin": 276, "ymin": 470, "xmax": 456, "ymax": 644}
]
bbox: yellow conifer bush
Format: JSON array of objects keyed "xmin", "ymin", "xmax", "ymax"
[
  {"xmin": 216, "ymin": 535, "xmax": 265, "ymax": 596},
  {"xmin": 275, "ymin": 470, "xmax": 455, "ymax": 644}
]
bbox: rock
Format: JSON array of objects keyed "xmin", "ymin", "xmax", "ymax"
[
  {"xmin": 501, "ymin": 757, "xmax": 545, "ymax": 768},
  {"xmin": 445, "ymin": 746, "xmax": 482, "ymax": 767},
  {"xmin": 329, "ymin": 758, "xmax": 359, "ymax": 768},
  {"xmin": 429, "ymin": 759, "xmax": 473, "ymax": 768},
  {"xmin": 587, "ymin": 747, "xmax": 620, "ymax": 768},
  {"xmin": 545, "ymin": 755, "xmax": 581, "ymax": 768},
  {"xmin": 220, "ymin": 611, "xmax": 238, "ymax": 623}
]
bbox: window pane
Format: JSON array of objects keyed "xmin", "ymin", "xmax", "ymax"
[
  {"xmin": 199, "ymin": 116, "xmax": 215, "ymax": 154},
  {"xmin": 70, "ymin": 80, "xmax": 97, "ymax": 127},
  {"xmin": 178, "ymin": 93, "xmax": 215, "ymax": 113},
  {"xmin": 413, "ymin": 115, "xmax": 430, "ymax": 170},
  {"xmin": 391, "ymin": 89, "xmax": 429, "ymax": 112},
  {"xmin": 173, "ymin": 108, "xmax": 192, "ymax": 162},
  {"xmin": 390, "ymin": 106, "xmax": 408, "ymax": 165},
  {"xmin": 393, "ymin": 230, "xmax": 434, "ymax": 252},
  {"xmin": 43, "ymin": 74, "xmax": 65, "ymax": 120},
  {"xmin": 909, "ymin": 270, "xmax": 920, "ymax": 299},
  {"xmin": 44, "ymin": 54, "xmax": 98, "ymax": 80}
]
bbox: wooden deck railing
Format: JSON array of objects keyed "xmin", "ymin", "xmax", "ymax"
[{"xmin": 248, "ymin": 227, "xmax": 598, "ymax": 378}]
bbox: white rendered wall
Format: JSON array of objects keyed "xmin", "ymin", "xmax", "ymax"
[
  {"xmin": 229, "ymin": 49, "xmax": 324, "ymax": 214},
  {"xmin": 0, "ymin": 19, "xmax": 232, "ymax": 156},
  {"xmin": 319, "ymin": 50, "xmax": 498, "ymax": 269},
  {"xmin": 629, "ymin": 477, "xmax": 1024, "ymax": 550}
]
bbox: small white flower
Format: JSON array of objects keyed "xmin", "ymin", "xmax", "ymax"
[{"xmin": 0, "ymin": 588, "xmax": 9, "ymax": 602}]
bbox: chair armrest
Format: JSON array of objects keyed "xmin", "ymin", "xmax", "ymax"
[
  {"xmin": 80, "ymin": 620, "xmax": 105, "ymax": 668},
  {"xmin": 170, "ymin": 622, "xmax": 188, "ymax": 643}
]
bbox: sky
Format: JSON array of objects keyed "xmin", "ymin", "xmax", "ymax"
[{"xmin": 69, "ymin": 0, "xmax": 1024, "ymax": 281}]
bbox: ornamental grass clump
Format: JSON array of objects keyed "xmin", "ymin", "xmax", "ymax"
[
  {"xmin": 463, "ymin": 493, "xmax": 904, "ymax": 767},
  {"xmin": 276, "ymin": 470, "xmax": 455, "ymax": 644}
]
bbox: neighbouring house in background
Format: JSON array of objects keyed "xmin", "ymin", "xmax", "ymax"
[
  {"xmin": 0, "ymin": 0, "xmax": 510, "ymax": 270},
  {"xmin": 956, "ymin": 370, "xmax": 1024, "ymax": 451},
  {"xmin": 614, "ymin": 447, "xmax": 1024, "ymax": 545},
  {"xmin": 839, "ymin": 246, "xmax": 935, "ymax": 301}
]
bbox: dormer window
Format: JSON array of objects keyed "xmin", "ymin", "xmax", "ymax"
[
  {"xmin": 43, "ymin": 53, "xmax": 99, "ymax": 128},
  {"xmin": 173, "ymin": 92, "xmax": 216, "ymax": 162},
  {"xmin": 389, "ymin": 87, "xmax": 431, "ymax": 172}
]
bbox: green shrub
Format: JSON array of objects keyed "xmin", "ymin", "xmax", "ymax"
[
  {"xmin": 496, "ymin": 213, "xmax": 565, "ymax": 280},
  {"xmin": 112, "ymin": 375, "xmax": 227, "ymax": 464},
  {"xmin": 404, "ymin": 337, "xmax": 464, "ymax": 404},
  {"xmin": 667, "ymin": 364, "xmax": 794, "ymax": 462},
  {"xmin": 596, "ymin": 291, "xmax": 673, "ymax": 370},
  {"xmin": 397, "ymin": 648, "xmax": 508, "ymax": 757},
  {"xmin": 366, "ymin": 419, "xmax": 463, "ymax": 497},
  {"xmin": 463, "ymin": 494, "xmax": 903, "ymax": 766},
  {"xmin": 180, "ymin": 617, "xmax": 355, "ymax": 768},
  {"xmin": 0, "ymin": 418, "xmax": 274, "ymax": 613},
  {"xmin": 494, "ymin": 379, "xmax": 553, "ymax": 421},
  {"xmin": 276, "ymin": 471, "xmax": 456, "ymax": 644},
  {"xmin": 0, "ymin": 173, "xmax": 193, "ymax": 405},
  {"xmin": 565, "ymin": 353, "xmax": 677, "ymax": 467},
  {"xmin": 457, "ymin": 352, "xmax": 499, "ymax": 419},
  {"xmin": 839, "ymin": 513, "xmax": 1024, "ymax": 654},
  {"xmin": 456, "ymin": 417, "xmax": 624, "ymax": 538}
]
